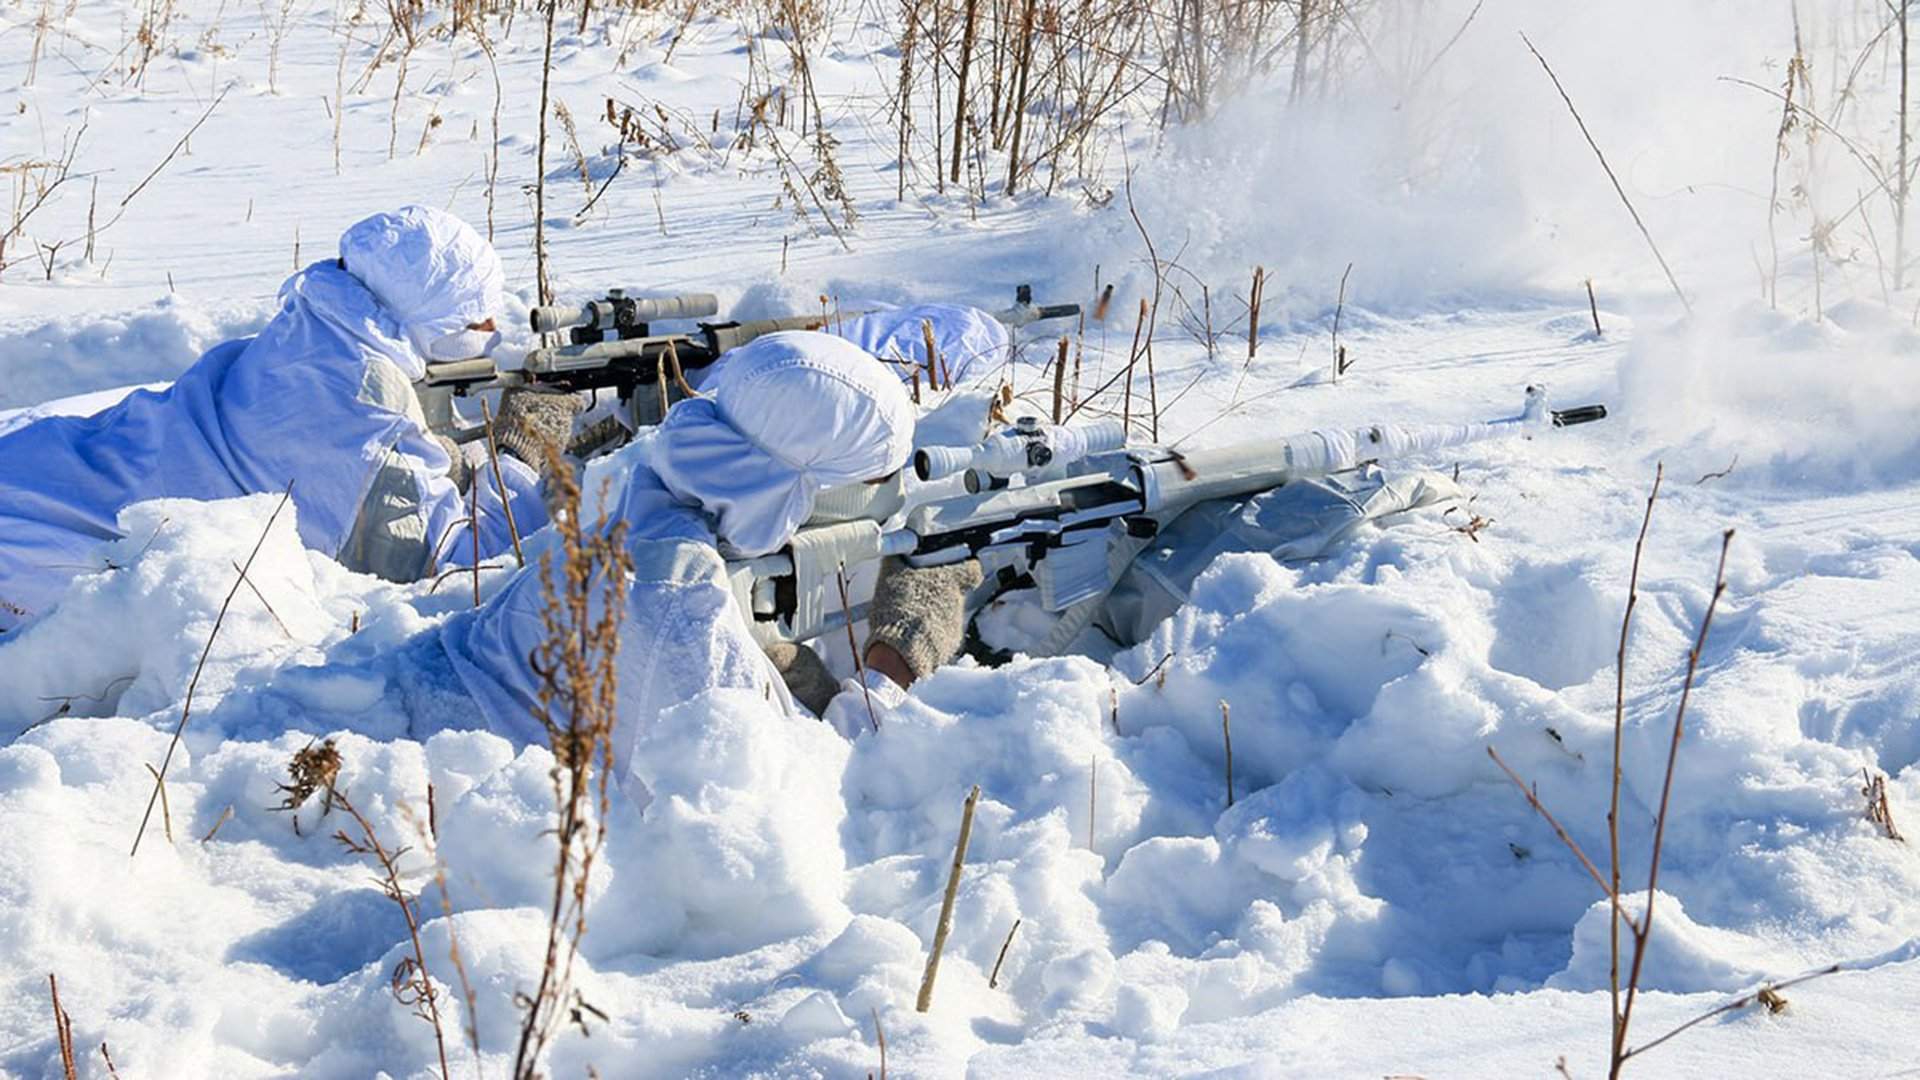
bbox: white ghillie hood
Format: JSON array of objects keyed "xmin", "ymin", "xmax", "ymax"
[
  {"xmin": 649, "ymin": 331, "xmax": 915, "ymax": 557},
  {"xmin": 337, "ymin": 205, "xmax": 506, "ymax": 376}
]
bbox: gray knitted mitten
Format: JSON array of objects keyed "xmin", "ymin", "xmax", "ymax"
[
  {"xmin": 764, "ymin": 641, "xmax": 840, "ymax": 715},
  {"xmin": 492, "ymin": 388, "xmax": 585, "ymax": 472},
  {"xmin": 433, "ymin": 434, "xmax": 471, "ymax": 491},
  {"xmin": 865, "ymin": 556, "xmax": 984, "ymax": 682}
]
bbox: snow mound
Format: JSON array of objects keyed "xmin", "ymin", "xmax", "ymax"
[
  {"xmin": 0, "ymin": 495, "xmax": 334, "ymax": 735},
  {"xmin": 1619, "ymin": 303, "xmax": 1920, "ymax": 490},
  {"xmin": 0, "ymin": 298, "xmax": 270, "ymax": 411}
]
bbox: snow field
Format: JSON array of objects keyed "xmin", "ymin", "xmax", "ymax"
[
  {"xmin": 4, "ymin": 447, "xmax": 1917, "ymax": 1077},
  {"xmin": 5, "ymin": 0, "xmax": 1920, "ymax": 1076}
]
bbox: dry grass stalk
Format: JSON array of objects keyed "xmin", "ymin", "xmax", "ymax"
[
  {"xmin": 1145, "ymin": 321, "xmax": 1160, "ymax": 440},
  {"xmin": 1586, "ymin": 278, "xmax": 1603, "ymax": 335},
  {"xmin": 332, "ymin": 25, "xmax": 351, "ymax": 176},
  {"xmin": 115, "ymin": 82, "xmax": 233, "ymax": 220},
  {"xmin": 1610, "ymin": 462, "xmax": 1662, "ymax": 1050},
  {"xmin": 533, "ymin": 0, "xmax": 558, "ymax": 306},
  {"xmin": 1121, "ymin": 297, "xmax": 1147, "ymax": 431},
  {"xmin": 332, "ymin": 784, "xmax": 453, "ymax": 1080},
  {"xmin": 1220, "ymin": 699, "xmax": 1234, "ymax": 808},
  {"xmin": 554, "ymin": 100, "xmax": 593, "ymax": 199},
  {"xmin": 1487, "ymin": 746, "xmax": 1623, "ymax": 915},
  {"xmin": 142, "ymin": 763, "xmax": 174, "ymax": 844},
  {"xmin": 132, "ymin": 481, "xmax": 294, "ymax": 857},
  {"xmin": 1247, "ymin": 266, "xmax": 1265, "ymax": 359},
  {"xmin": 84, "ymin": 177, "xmax": 96, "ymax": 263},
  {"xmin": 1898, "ymin": 0, "xmax": 1911, "ymax": 291},
  {"xmin": 1627, "ymin": 963, "xmax": 1840, "ymax": 1061},
  {"xmin": 1616, "ymin": 529, "xmax": 1736, "ymax": 1073},
  {"xmin": 229, "ymin": 559, "xmax": 291, "ymax": 636},
  {"xmin": 871, "ymin": 1007, "xmax": 888, "ymax": 1078},
  {"xmin": 836, "ymin": 563, "xmax": 879, "ymax": 733},
  {"xmin": 25, "ymin": 0, "xmax": 51, "ymax": 87},
  {"xmin": 1050, "ymin": 336, "xmax": 1069, "ymax": 423},
  {"xmin": 665, "ymin": 339, "xmax": 697, "ymax": 399},
  {"xmin": 1492, "ymin": 467, "xmax": 1738, "ymax": 1078},
  {"xmin": 0, "ymin": 120, "xmax": 87, "ymax": 279},
  {"xmin": 1520, "ymin": 33, "xmax": 1690, "ymax": 313},
  {"xmin": 1863, "ymin": 769, "xmax": 1904, "ymax": 841},
  {"xmin": 988, "ymin": 917, "xmax": 1021, "ymax": 988},
  {"xmin": 512, "ymin": 443, "xmax": 631, "ymax": 1080},
  {"xmin": 1073, "ymin": 309, "xmax": 1087, "ymax": 404},
  {"xmin": 920, "ymin": 319, "xmax": 942, "ymax": 390},
  {"xmin": 917, "ymin": 783, "xmax": 981, "ymax": 1013},
  {"xmin": 479, "ymin": 399, "xmax": 525, "ymax": 567},
  {"xmin": 467, "ymin": 474, "xmax": 481, "ymax": 609},
  {"xmin": 463, "ymin": 12, "xmax": 503, "ymax": 241},
  {"xmin": 1764, "ymin": 33, "xmax": 1802, "ymax": 310},
  {"xmin": 1003, "ymin": 0, "xmax": 1037, "ymax": 195},
  {"xmin": 1330, "ymin": 261, "xmax": 1352, "ymax": 379},
  {"xmin": 200, "ymin": 802, "xmax": 234, "ymax": 843},
  {"xmin": 950, "ymin": 0, "xmax": 980, "ymax": 185},
  {"xmin": 49, "ymin": 973, "xmax": 77, "ymax": 1080},
  {"xmin": 400, "ymin": 790, "xmax": 483, "ymax": 1074},
  {"xmin": 99, "ymin": 1041, "xmax": 121, "ymax": 1079}
]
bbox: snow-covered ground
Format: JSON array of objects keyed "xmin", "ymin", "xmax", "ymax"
[{"xmin": 4, "ymin": 0, "xmax": 1919, "ymax": 1077}]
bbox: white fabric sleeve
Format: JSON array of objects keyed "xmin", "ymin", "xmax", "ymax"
[
  {"xmin": 418, "ymin": 448, "xmax": 548, "ymax": 571},
  {"xmin": 441, "ymin": 535, "xmax": 796, "ymax": 809},
  {"xmin": 820, "ymin": 670, "xmax": 908, "ymax": 741}
]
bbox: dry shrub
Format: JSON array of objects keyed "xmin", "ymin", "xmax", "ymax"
[
  {"xmin": 1863, "ymin": 769, "xmax": 1904, "ymax": 841},
  {"xmin": 511, "ymin": 447, "xmax": 632, "ymax": 1079},
  {"xmin": 273, "ymin": 737, "xmax": 344, "ymax": 834}
]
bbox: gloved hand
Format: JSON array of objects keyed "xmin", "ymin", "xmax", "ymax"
[
  {"xmin": 492, "ymin": 388, "xmax": 585, "ymax": 473},
  {"xmin": 433, "ymin": 434, "xmax": 472, "ymax": 491},
  {"xmin": 863, "ymin": 556, "xmax": 984, "ymax": 686},
  {"xmin": 764, "ymin": 640, "xmax": 839, "ymax": 715}
]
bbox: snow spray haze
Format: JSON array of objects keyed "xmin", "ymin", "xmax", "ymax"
[
  {"xmin": 1064, "ymin": 0, "xmax": 1917, "ymax": 490},
  {"xmin": 1067, "ymin": 2, "xmax": 1894, "ymax": 311}
]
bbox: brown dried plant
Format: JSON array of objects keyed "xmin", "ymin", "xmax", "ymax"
[
  {"xmin": 332, "ymin": 782, "xmax": 453, "ymax": 1080},
  {"xmin": 273, "ymin": 737, "xmax": 344, "ymax": 834},
  {"xmin": 1485, "ymin": 470, "xmax": 1840, "ymax": 1077},
  {"xmin": 511, "ymin": 444, "xmax": 632, "ymax": 1080},
  {"xmin": 1863, "ymin": 769, "xmax": 1904, "ymax": 841},
  {"xmin": 553, "ymin": 100, "xmax": 594, "ymax": 199}
]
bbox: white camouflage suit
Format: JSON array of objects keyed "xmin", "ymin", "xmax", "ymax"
[
  {"xmin": 0, "ymin": 207, "xmax": 542, "ymax": 631},
  {"xmin": 440, "ymin": 331, "xmax": 916, "ymax": 807}
]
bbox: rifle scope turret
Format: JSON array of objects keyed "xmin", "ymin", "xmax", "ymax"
[{"xmin": 529, "ymin": 291, "xmax": 720, "ymax": 335}]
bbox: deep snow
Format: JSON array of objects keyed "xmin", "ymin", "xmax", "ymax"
[{"xmin": 4, "ymin": 0, "xmax": 1919, "ymax": 1077}]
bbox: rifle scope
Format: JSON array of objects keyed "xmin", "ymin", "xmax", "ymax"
[
  {"xmin": 529, "ymin": 291, "xmax": 720, "ymax": 335},
  {"xmin": 915, "ymin": 417, "xmax": 1128, "ymax": 485}
]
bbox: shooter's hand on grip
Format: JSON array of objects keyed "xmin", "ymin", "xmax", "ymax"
[{"xmin": 863, "ymin": 556, "xmax": 984, "ymax": 686}]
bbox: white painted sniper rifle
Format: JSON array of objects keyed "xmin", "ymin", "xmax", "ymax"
[
  {"xmin": 418, "ymin": 285, "xmax": 1082, "ymax": 439},
  {"xmin": 727, "ymin": 387, "xmax": 1610, "ymax": 647}
]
